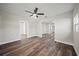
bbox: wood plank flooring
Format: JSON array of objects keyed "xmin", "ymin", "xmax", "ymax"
[{"xmin": 0, "ymin": 34, "xmax": 77, "ymax": 56}]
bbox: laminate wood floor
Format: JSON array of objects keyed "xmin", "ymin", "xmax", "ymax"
[{"xmin": 0, "ymin": 34, "xmax": 77, "ymax": 56}]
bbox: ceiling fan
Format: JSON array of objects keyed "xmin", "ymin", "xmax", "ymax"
[{"xmin": 25, "ymin": 7, "xmax": 44, "ymax": 18}]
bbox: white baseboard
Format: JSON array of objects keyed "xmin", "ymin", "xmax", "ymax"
[
  {"xmin": 55, "ymin": 40, "xmax": 79, "ymax": 55},
  {"xmin": 73, "ymin": 45, "xmax": 79, "ymax": 56},
  {"xmin": 0, "ymin": 39, "xmax": 21, "ymax": 45},
  {"xmin": 55, "ymin": 40, "xmax": 73, "ymax": 46}
]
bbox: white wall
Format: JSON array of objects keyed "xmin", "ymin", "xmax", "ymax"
[
  {"xmin": 0, "ymin": 11, "xmax": 22, "ymax": 44},
  {"xmin": 73, "ymin": 4, "xmax": 79, "ymax": 55},
  {"xmin": 54, "ymin": 11, "xmax": 73, "ymax": 45},
  {"xmin": 42, "ymin": 23, "xmax": 49, "ymax": 34},
  {"xmin": 0, "ymin": 16, "xmax": 2, "ymax": 42}
]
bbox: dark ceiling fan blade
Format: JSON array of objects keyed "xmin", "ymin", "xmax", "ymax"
[
  {"xmin": 36, "ymin": 15, "xmax": 38, "ymax": 18},
  {"xmin": 25, "ymin": 10, "xmax": 33, "ymax": 14},
  {"xmin": 37, "ymin": 13, "xmax": 44, "ymax": 15},
  {"xmin": 34, "ymin": 8, "xmax": 38, "ymax": 14}
]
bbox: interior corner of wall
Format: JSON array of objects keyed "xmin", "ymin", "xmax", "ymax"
[{"xmin": 73, "ymin": 45, "xmax": 79, "ymax": 56}]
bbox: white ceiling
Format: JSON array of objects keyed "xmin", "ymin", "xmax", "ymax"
[{"xmin": 0, "ymin": 3, "xmax": 75, "ymax": 18}]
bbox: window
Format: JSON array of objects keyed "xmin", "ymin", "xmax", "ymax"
[{"xmin": 74, "ymin": 13, "xmax": 79, "ymax": 32}]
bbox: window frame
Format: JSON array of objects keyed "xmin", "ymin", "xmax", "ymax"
[{"xmin": 74, "ymin": 13, "xmax": 79, "ymax": 32}]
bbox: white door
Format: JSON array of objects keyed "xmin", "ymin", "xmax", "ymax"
[{"xmin": 19, "ymin": 20, "xmax": 26, "ymax": 39}]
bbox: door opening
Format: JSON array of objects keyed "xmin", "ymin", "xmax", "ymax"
[{"xmin": 19, "ymin": 20, "xmax": 26, "ymax": 39}]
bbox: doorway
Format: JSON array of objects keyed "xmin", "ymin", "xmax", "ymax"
[
  {"xmin": 19, "ymin": 20, "xmax": 26, "ymax": 39},
  {"xmin": 42, "ymin": 22, "xmax": 55, "ymax": 40}
]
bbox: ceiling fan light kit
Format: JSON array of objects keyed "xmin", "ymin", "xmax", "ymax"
[{"xmin": 25, "ymin": 7, "xmax": 44, "ymax": 18}]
